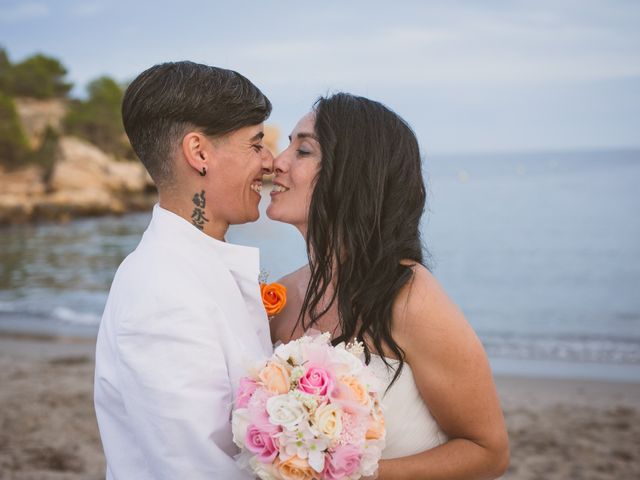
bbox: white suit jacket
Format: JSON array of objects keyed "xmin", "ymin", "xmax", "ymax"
[{"xmin": 94, "ymin": 205, "xmax": 272, "ymax": 479}]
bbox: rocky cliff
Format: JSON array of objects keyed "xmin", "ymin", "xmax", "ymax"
[
  {"xmin": 1, "ymin": 98, "xmax": 156, "ymax": 224},
  {"xmin": 0, "ymin": 136, "xmax": 156, "ymax": 224},
  {"xmin": 0, "ymin": 99, "xmax": 280, "ymax": 225}
]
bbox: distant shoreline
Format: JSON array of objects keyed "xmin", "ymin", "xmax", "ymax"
[
  {"xmin": 0, "ymin": 327, "xmax": 637, "ymax": 385},
  {"xmin": 0, "ymin": 188, "xmax": 157, "ymax": 226}
]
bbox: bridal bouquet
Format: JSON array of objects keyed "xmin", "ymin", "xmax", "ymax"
[{"xmin": 232, "ymin": 333, "xmax": 386, "ymax": 480}]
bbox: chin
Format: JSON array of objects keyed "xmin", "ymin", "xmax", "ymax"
[
  {"xmin": 230, "ymin": 208, "xmax": 260, "ymax": 225},
  {"xmin": 266, "ymin": 205, "xmax": 287, "ymax": 223},
  {"xmin": 246, "ymin": 209, "xmax": 260, "ymax": 223},
  {"xmin": 265, "ymin": 204, "xmax": 278, "ymax": 220}
]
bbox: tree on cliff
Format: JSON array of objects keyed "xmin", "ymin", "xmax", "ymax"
[
  {"xmin": 0, "ymin": 48, "xmax": 10, "ymax": 93},
  {"xmin": 0, "ymin": 91, "xmax": 30, "ymax": 168},
  {"xmin": 64, "ymin": 76, "xmax": 133, "ymax": 159},
  {"xmin": 5, "ymin": 53, "xmax": 73, "ymax": 99},
  {"xmin": 26, "ymin": 126, "xmax": 60, "ymax": 181}
]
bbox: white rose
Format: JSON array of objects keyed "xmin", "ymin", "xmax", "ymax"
[
  {"xmin": 312, "ymin": 403, "xmax": 342, "ymax": 440},
  {"xmin": 266, "ymin": 394, "xmax": 307, "ymax": 431},
  {"xmin": 231, "ymin": 408, "xmax": 250, "ymax": 448}
]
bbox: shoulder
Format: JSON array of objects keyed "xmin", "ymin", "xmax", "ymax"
[
  {"xmin": 116, "ymin": 236, "xmax": 235, "ymax": 295},
  {"xmin": 113, "ymin": 252, "xmax": 193, "ymax": 303},
  {"xmin": 277, "ymin": 265, "xmax": 310, "ymax": 293},
  {"xmin": 392, "ymin": 263, "xmax": 480, "ymax": 363},
  {"xmin": 274, "ymin": 264, "xmax": 310, "ymax": 312},
  {"xmin": 108, "ymin": 248, "xmax": 227, "ymax": 328},
  {"xmin": 269, "ymin": 265, "xmax": 309, "ymax": 344},
  {"xmin": 393, "ymin": 262, "xmax": 450, "ymax": 321}
]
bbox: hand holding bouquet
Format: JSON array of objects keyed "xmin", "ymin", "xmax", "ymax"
[{"xmin": 232, "ymin": 333, "xmax": 385, "ymax": 480}]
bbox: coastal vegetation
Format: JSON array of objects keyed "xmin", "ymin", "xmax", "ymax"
[
  {"xmin": 64, "ymin": 76, "xmax": 134, "ymax": 159},
  {"xmin": 0, "ymin": 46, "xmax": 154, "ymax": 224},
  {"xmin": 0, "ymin": 90, "xmax": 30, "ymax": 168},
  {"xmin": 0, "ymin": 46, "xmax": 130, "ymax": 169}
]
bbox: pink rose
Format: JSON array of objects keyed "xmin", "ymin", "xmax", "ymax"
[
  {"xmin": 236, "ymin": 377, "xmax": 258, "ymax": 408},
  {"xmin": 245, "ymin": 424, "xmax": 280, "ymax": 463},
  {"xmin": 323, "ymin": 444, "xmax": 362, "ymax": 480},
  {"xmin": 298, "ymin": 366, "xmax": 333, "ymax": 396}
]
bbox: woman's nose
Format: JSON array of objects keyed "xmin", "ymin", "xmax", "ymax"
[{"xmin": 272, "ymin": 151, "xmax": 289, "ymax": 174}]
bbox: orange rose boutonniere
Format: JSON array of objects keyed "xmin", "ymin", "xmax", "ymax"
[{"xmin": 260, "ymin": 282, "xmax": 287, "ymax": 317}]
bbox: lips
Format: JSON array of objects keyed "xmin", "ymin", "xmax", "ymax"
[{"xmin": 271, "ymin": 182, "xmax": 290, "ymax": 193}]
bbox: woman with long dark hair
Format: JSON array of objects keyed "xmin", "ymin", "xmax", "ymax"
[{"xmin": 267, "ymin": 93, "xmax": 509, "ymax": 479}]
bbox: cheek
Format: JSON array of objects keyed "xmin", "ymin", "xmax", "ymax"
[{"xmin": 294, "ymin": 165, "xmax": 319, "ymax": 199}]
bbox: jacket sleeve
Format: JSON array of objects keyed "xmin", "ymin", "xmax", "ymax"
[{"xmin": 114, "ymin": 301, "xmax": 253, "ymax": 479}]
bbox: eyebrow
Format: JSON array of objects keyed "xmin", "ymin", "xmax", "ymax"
[
  {"xmin": 250, "ymin": 131, "xmax": 265, "ymax": 142},
  {"xmin": 288, "ymin": 132, "xmax": 319, "ymax": 142}
]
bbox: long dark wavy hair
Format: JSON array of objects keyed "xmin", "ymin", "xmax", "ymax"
[{"xmin": 299, "ymin": 93, "xmax": 427, "ymax": 387}]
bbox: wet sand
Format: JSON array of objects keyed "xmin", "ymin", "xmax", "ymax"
[
  {"xmin": 0, "ymin": 333, "xmax": 638, "ymax": 479},
  {"xmin": 0, "ymin": 334, "xmax": 103, "ymax": 480},
  {"xmin": 497, "ymin": 375, "xmax": 640, "ymax": 479}
]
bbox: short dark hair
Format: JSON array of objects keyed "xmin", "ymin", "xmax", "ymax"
[
  {"xmin": 122, "ymin": 61, "xmax": 272, "ymax": 187},
  {"xmin": 299, "ymin": 93, "xmax": 427, "ymax": 389}
]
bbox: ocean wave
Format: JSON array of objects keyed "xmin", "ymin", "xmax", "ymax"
[
  {"xmin": 0, "ymin": 301, "xmax": 101, "ymax": 326},
  {"xmin": 0, "ymin": 300, "xmax": 19, "ymax": 313},
  {"xmin": 51, "ymin": 307, "xmax": 101, "ymax": 326},
  {"xmin": 481, "ymin": 333, "xmax": 640, "ymax": 364}
]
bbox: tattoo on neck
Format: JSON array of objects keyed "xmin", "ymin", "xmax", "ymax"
[{"xmin": 191, "ymin": 190, "xmax": 209, "ymax": 231}]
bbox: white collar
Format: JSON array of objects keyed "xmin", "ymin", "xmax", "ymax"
[{"xmin": 147, "ymin": 204, "xmax": 260, "ymax": 281}]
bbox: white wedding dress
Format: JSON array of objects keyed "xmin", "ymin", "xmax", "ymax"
[{"xmin": 368, "ymin": 354, "xmax": 448, "ymax": 459}]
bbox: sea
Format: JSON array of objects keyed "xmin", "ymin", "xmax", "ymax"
[{"xmin": 1, "ymin": 149, "xmax": 639, "ymax": 382}]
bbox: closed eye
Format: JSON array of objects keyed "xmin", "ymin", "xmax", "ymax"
[
  {"xmin": 296, "ymin": 149, "xmax": 310, "ymax": 156},
  {"xmin": 252, "ymin": 144, "xmax": 264, "ymax": 153}
]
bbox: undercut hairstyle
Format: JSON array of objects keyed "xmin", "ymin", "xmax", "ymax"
[
  {"xmin": 299, "ymin": 93, "xmax": 428, "ymax": 388},
  {"xmin": 122, "ymin": 61, "xmax": 272, "ymax": 187}
]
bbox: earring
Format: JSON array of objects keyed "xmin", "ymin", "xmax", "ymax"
[{"xmin": 199, "ymin": 167, "xmax": 207, "ymax": 177}]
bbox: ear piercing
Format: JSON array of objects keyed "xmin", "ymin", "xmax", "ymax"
[{"xmin": 199, "ymin": 167, "xmax": 207, "ymax": 177}]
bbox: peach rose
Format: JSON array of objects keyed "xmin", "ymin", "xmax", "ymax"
[
  {"xmin": 339, "ymin": 376, "xmax": 369, "ymax": 406},
  {"xmin": 276, "ymin": 455, "xmax": 319, "ymax": 480},
  {"xmin": 366, "ymin": 401, "xmax": 385, "ymax": 440},
  {"xmin": 258, "ymin": 361, "xmax": 291, "ymax": 394},
  {"xmin": 261, "ymin": 282, "xmax": 287, "ymax": 316}
]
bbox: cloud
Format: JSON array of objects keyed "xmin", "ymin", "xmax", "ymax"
[
  {"xmin": 68, "ymin": 1, "xmax": 107, "ymax": 18},
  {"xmin": 0, "ymin": 2, "xmax": 49, "ymax": 22},
  {"xmin": 218, "ymin": 5, "xmax": 640, "ymax": 90}
]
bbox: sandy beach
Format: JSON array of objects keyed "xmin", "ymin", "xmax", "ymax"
[{"xmin": 0, "ymin": 333, "xmax": 638, "ymax": 480}]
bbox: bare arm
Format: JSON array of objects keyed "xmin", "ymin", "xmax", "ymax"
[{"xmin": 377, "ymin": 266, "xmax": 509, "ymax": 480}]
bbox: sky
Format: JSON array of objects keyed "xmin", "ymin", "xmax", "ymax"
[{"xmin": 1, "ymin": 0, "xmax": 639, "ymax": 154}]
